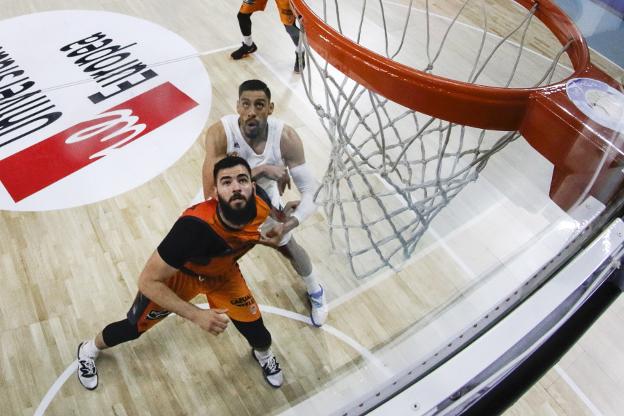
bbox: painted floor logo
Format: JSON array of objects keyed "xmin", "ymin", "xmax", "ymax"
[{"xmin": 0, "ymin": 11, "xmax": 211, "ymax": 210}]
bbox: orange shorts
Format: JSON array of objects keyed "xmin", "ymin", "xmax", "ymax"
[
  {"xmin": 128, "ymin": 265, "xmax": 261, "ymax": 333},
  {"xmin": 239, "ymin": 0, "xmax": 296, "ymax": 25}
]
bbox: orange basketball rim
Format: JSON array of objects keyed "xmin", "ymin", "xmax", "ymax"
[{"xmin": 290, "ymin": 0, "xmax": 624, "ymax": 211}]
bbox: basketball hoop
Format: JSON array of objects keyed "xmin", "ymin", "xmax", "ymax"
[{"xmin": 290, "ymin": 0, "xmax": 624, "ymax": 278}]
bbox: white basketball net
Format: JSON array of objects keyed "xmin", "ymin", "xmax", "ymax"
[{"xmin": 297, "ymin": 0, "xmax": 572, "ymax": 278}]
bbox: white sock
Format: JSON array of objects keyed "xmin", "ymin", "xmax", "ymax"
[
  {"xmin": 296, "ymin": 44, "xmax": 304, "ymax": 53},
  {"xmin": 81, "ymin": 339, "xmax": 101, "ymax": 359},
  {"xmin": 254, "ymin": 348, "xmax": 272, "ymax": 366},
  {"xmin": 301, "ymin": 271, "xmax": 321, "ymax": 295},
  {"xmin": 243, "ymin": 36, "xmax": 253, "ymax": 46}
]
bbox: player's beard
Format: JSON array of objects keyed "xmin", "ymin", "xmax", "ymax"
[
  {"xmin": 243, "ymin": 119, "xmax": 267, "ymax": 139},
  {"xmin": 218, "ymin": 193, "xmax": 257, "ymax": 226}
]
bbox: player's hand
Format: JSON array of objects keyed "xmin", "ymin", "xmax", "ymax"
[
  {"xmin": 262, "ymin": 165, "xmax": 288, "ymax": 181},
  {"xmin": 277, "ymin": 172, "xmax": 291, "ymax": 195},
  {"xmin": 192, "ymin": 308, "xmax": 229, "ymax": 335},
  {"xmin": 283, "ymin": 200, "xmax": 300, "ymax": 217},
  {"xmin": 259, "ymin": 223, "xmax": 285, "ymax": 247}
]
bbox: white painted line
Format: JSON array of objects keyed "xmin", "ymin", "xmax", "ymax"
[
  {"xmin": 254, "ymin": 52, "xmax": 310, "ymax": 105},
  {"xmin": 33, "ymin": 361, "xmax": 78, "ymax": 416},
  {"xmin": 35, "ymin": 303, "xmax": 386, "ymax": 413},
  {"xmin": 259, "ymin": 304, "xmax": 391, "ymax": 377},
  {"xmin": 554, "ymin": 364, "xmax": 605, "ymax": 416},
  {"xmin": 327, "ymin": 200, "xmax": 502, "ymax": 309}
]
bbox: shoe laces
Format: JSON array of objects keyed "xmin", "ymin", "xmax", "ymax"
[
  {"xmin": 79, "ymin": 359, "xmax": 96, "ymax": 377},
  {"xmin": 308, "ymin": 288, "xmax": 325, "ymax": 308},
  {"xmin": 263, "ymin": 356, "xmax": 281, "ymax": 375}
]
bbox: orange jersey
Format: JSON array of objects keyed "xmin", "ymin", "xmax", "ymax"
[
  {"xmin": 130, "ymin": 191, "xmax": 273, "ymax": 330},
  {"xmin": 179, "ymin": 194, "xmax": 271, "ymax": 277}
]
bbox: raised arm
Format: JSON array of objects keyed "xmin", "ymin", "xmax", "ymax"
[
  {"xmin": 138, "ymin": 251, "xmax": 229, "ymax": 335},
  {"xmin": 201, "ymin": 122, "xmax": 228, "ymax": 200},
  {"xmin": 280, "ymin": 125, "xmax": 319, "ymax": 232}
]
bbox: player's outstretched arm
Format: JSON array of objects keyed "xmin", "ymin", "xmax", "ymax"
[
  {"xmin": 280, "ymin": 125, "xmax": 319, "ymax": 231},
  {"xmin": 201, "ymin": 122, "xmax": 228, "ymax": 200},
  {"xmin": 138, "ymin": 251, "xmax": 229, "ymax": 335}
]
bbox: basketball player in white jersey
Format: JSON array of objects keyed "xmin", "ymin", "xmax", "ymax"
[{"xmin": 201, "ymin": 79, "xmax": 328, "ymax": 326}]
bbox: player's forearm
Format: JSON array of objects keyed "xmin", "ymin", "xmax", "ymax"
[
  {"xmin": 283, "ymin": 216, "xmax": 299, "ymax": 234},
  {"xmin": 139, "ymin": 279, "xmax": 202, "ymax": 322},
  {"xmin": 250, "ymin": 165, "xmax": 266, "ymax": 180},
  {"xmin": 290, "ymin": 164, "xmax": 318, "ymax": 224}
]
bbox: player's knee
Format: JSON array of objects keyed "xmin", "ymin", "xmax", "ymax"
[
  {"xmin": 102, "ymin": 318, "xmax": 141, "ymax": 347},
  {"xmin": 282, "ymin": 238, "xmax": 307, "ymax": 260},
  {"xmin": 277, "ymin": 243, "xmax": 295, "ymax": 259},
  {"xmin": 231, "ymin": 318, "xmax": 272, "ymax": 349}
]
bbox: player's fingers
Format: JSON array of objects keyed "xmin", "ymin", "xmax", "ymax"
[{"xmin": 213, "ymin": 308, "xmax": 229, "ymax": 314}]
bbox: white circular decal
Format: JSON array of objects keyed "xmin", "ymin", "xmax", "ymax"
[
  {"xmin": 566, "ymin": 78, "xmax": 624, "ymax": 133},
  {"xmin": 0, "ymin": 11, "xmax": 211, "ymax": 211}
]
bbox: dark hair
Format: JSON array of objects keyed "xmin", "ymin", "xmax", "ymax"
[
  {"xmin": 238, "ymin": 79, "xmax": 271, "ymax": 101},
  {"xmin": 213, "ymin": 155, "xmax": 252, "ymax": 181}
]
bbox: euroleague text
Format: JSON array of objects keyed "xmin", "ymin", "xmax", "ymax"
[
  {"xmin": 60, "ymin": 32, "xmax": 158, "ymax": 104},
  {"xmin": 0, "ymin": 46, "xmax": 63, "ymax": 148}
]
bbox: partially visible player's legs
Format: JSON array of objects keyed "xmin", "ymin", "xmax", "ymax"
[
  {"xmin": 207, "ymin": 266, "xmax": 284, "ymax": 387},
  {"xmin": 77, "ymin": 319, "xmax": 142, "ymax": 390},
  {"xmin": 277, "ymin": 0, "xmax": 305, "ymax": 72},
  {"xmin": 231, "ymin": 319, "xmax": 283, "ymax": 388},
  {"xmin": 77, "ymin": 274, "xmax": 199, "ymax": 390},
  {"xmin": 284, "ymin": 23, "xmax": 305, "ymax": 73},
  {"xmin": 231, "ymin": 0, "xmax": 269, "ymax": 60},
  {"xmin": 278, "ymin": 238, "xmax": 328, "ymax": 326}
]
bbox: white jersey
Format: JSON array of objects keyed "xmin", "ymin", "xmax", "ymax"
[{"xmin": 221, "ymin": 114, "xmax": 284, "ymax": 207}]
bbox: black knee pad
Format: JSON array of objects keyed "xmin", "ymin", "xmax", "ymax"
[
  {"xmin": 237, "ymin": 12, "xmax": 252, "ymax": 36},
  {"xmin": 102, "ymin": 318, "xmax": 141, "ymax": 347},
  {"xmin": 231, "ymin": 318, "xmax": 272, "ymax": 350}
]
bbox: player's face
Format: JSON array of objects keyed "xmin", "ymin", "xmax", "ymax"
[
  {"xmin": 215, "ymin": 165, "xmax": 257, "ymax": 225},
  {"xmin": 237, "ymin": 90, "xmax": 274, "ymax": 140}
]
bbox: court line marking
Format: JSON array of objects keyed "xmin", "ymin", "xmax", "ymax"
[
  {"xmin": 34, "ymin": 362, "xmax": 78, "ymax": 416},
  {"xmin": 554, "ymin": 364, "xmax": 605, "ymax": 416},
  {"xmin": 327, "ymin": 200, "xmax": 500, "ymax": 309},
  {"xmin": 34, "ymin": 304, "xmax": 384, "ymax": 416}
]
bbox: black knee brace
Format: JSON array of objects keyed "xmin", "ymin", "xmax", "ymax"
[
  {"xmin": 231, "ymin": 318, "xmax": 272, "ymax": 350},
  {"xmin": 237, "ymin": 12, "xmax": 252, "ymax": 36},
  {"xmin": 102, "ymin": 318, "xmax": 141, "ymax": 347}
]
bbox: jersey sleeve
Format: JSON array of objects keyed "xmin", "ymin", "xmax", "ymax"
[{"xmin": 157, "ymin": 216, "xmax": 227, "ymax": 268}]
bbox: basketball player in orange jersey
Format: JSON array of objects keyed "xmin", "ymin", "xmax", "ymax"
[
  {"xmin": 201, "ymin": 79, "xmax": 328, "ymax": 327},
  {"xmin": 230, "ymin": 0, "xmax": 305, "ymax": 73},
  {"xmin": 77, "ymin": 156, "xmax": 286, "ymax": 390}
]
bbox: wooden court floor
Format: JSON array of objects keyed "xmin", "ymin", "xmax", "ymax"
[{"xmin": 0, "ymin": 1, "xmax": 622, "ymax": 415}]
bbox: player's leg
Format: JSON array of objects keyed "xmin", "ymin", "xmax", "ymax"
[
  {"xmin": 77, "ymin": 273, "xmax": 200, "ymax": 390},
  {"xmin": 206, "ymin": 266, "xmax": 283, "ymax": 387},
  {"xmin": 277, "ymin": 237, "xmax": 328, "ymax": 326},
  {"xmin": 276, "ymin": 0, "xmax": 305, "ymax": 72},
  {"xmin": 231, "ymin": 0, "xmax": 268, "ymax": 60}
]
